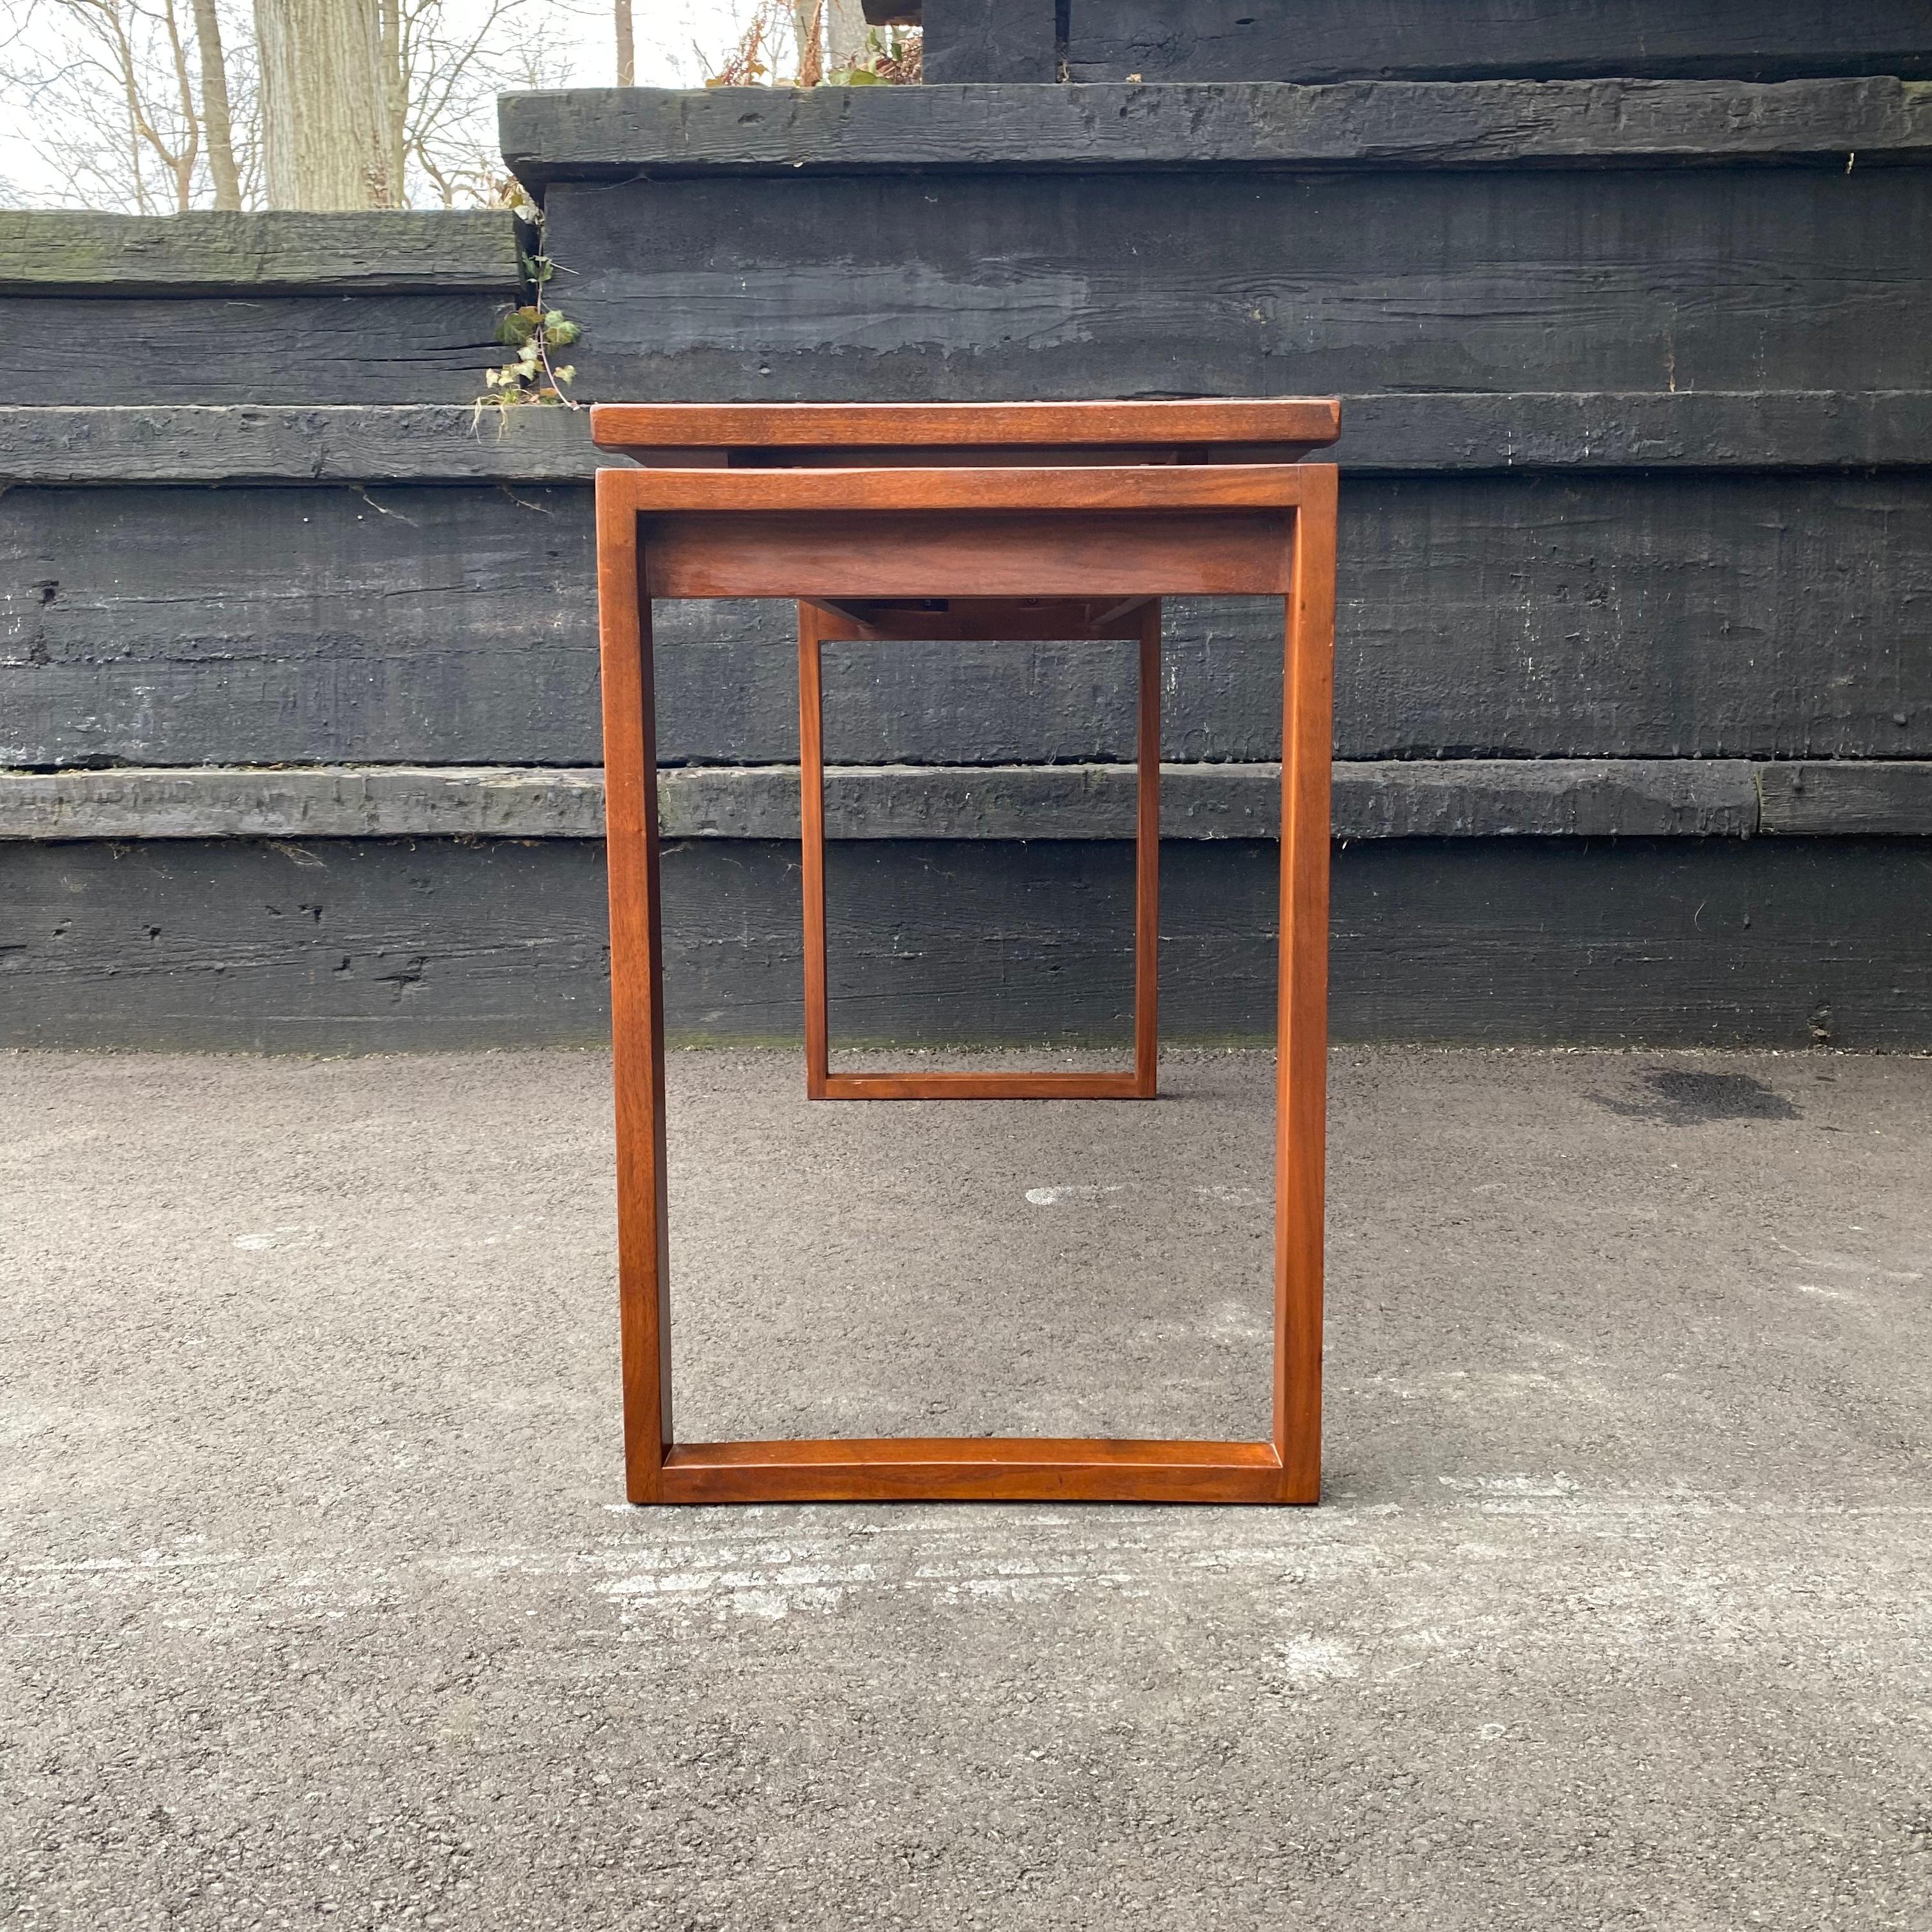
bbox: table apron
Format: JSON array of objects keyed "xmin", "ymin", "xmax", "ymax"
[{"xmin": 637, "ymin": 509, "xmax": 1295, "ymax": 599}]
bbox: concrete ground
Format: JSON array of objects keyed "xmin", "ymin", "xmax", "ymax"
[{"xmin": 2, "ymin": 1045, "xmax": 1929, "ymax": 1930}]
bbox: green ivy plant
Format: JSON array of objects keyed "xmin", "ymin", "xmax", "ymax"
[{"xmin": 479, "ymin": 195, "xmax": 582, "ymax": 411}]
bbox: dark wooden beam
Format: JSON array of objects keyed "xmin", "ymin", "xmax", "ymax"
[
  {"xmin": 0, "ymin": 210, "xmax": 520, "ymax": 293},
  {"xmin": 498, "ymin": 79, "xmax": 1932, "ymax": 185}
]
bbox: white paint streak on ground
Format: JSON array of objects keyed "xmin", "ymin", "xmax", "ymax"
[
  {"xmin": 1795, "ymin": 1282, "xmax": 1860, "ymax": 1303},
  {"xmin": 12, "ymin": 1492, "xmax": 1932, "ymax": 1692},
  {"xmin": 19, "ymin": 1548, "xmax": 246, "ymax": 1576},
  {"xmin": 1773, "ymin": 1238, "xmax": 1923, "ymax": 1284},
  {"xmin": 1439, "ymin": 1473, "xmax": 1582, "ymax": 1498},
  {"xmin": 1346, "ymin": 1367, "xmax": 1619, "ymax": 1408},
  {"xmin": 1275, "ymin": 1636, "xmax": 1361, "ymax": 1684},
  {"xmin": 1025, "ymin": 1182, "xmax": 1266, "ymax": 1207},
  {"xmin": 231, "ymin": 1223, "xmax": 321, "ymax": 1251}
]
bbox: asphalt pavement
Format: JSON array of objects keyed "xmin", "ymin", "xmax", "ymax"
[{"xmin": 3, "ymin": 1045, "xmax": 1928, "ymax": 1929}]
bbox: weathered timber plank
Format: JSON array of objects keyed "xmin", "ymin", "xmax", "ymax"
[
  {"xmin": 1329, "ymin": 760, "xmax": 1763, "ymax": 839},
  {"xmin": 1, "ymin": 835, "xmax": 1926, "ymax": 1050},
  {"xmin": 923, "ymin": 0, "xmax": 1056, "ymax": 83},
  {"xmin": 9, "ymin": 392, "xmax": 1932, "ymax": 481},
  {"xmin": 0, "ymin": 210, "xmax": 520, "ymax": 293},
  {"xmin": 544, "ymin": 167, "xmax": 1932, "ymax": 399},
  {"xmin": 0, "ymin": 836, "xmax": 615, "ymax": 1053},
  {"xmin": 1331, "ymin": 475, "xmax": 1932, "ymax": 763},
  {"xmin": 500, "ymin": 79, "xmax": 1932, "ymax": 184},
  {"xmin": 0, "ymin": 767, "xmax": 608, "ymax": 841},
  {"xmin": 1061, "ymin": 2, "xmax": 1932, "ymax": 85},
  {"xmin": 0, "ymin": 760, "xmax": 1770, "ymax": 841},
  {"xmin": 1335, "ymin": 390, "xmax": 1932, "ymax": 473},
  {"xmin": 4, "ymin": 476, "xmax": 1928, "ymax": 766},
  {"xmin": 0, "ymin": 406, "xmax": 602, "ymax": 482},
  {"xmin": 0, "ymin": 296, "xmax": 512, "ymax": 406},
  {"xmin": 1759, "ymin": 762, "xmax": 1932, "ymax": 835},
  {"xmin": 0, "ymin": 484, "xmax": 600, "ymax": 769}
]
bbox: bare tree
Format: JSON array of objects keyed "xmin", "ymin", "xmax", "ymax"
[
  {"xmin": 252, "ymin": 0, "xmax": 392, "ymax": 207},
  {"xmin": 825, "ymin": 0, "xmax": 863, "ymax": 70},
  {"xmin": 189, "ymin": 0, "xmax": 241, "ymax": 205},
  {"xmin": 376, "ymin": 0, "xmax": 404, "ymax": 190},
  {"xmin": 8, "ymin": 0, "xmax": 854, "ymax": 213},
  {"xmin": 613, "ymin": 0, "xmax": 630, "ymax": 86},
  {"xmin": 388, "ymin": 0, "xmax": 567, "ymax": 208},
  {"xmin": 0, "ymin": 0, "xmax": 217, "ymax": 210},
  {"xmin": 789, "ymin": 0, "xmax": 819, "ymax": 85},
  {"xmin": 247, "ymin": 0, "xmax": 554, "ymax": 209}
]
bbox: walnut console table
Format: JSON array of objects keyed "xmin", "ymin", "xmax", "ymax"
[{"xmin": 591, "ymin": 399, "xmax": 1340, "ymax": 1506}]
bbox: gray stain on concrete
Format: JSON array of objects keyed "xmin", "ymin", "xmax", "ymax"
[{"xmin": 1587, "ymin": 1065, "xmax": 1804, "ymax": 1124}]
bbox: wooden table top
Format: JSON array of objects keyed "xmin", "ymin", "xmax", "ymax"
[{"xmin": 590, "ymin": 399, "xmax": 1340, "ymax": 466}]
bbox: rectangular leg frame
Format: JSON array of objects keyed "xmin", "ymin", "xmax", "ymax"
[
  {"xmin": 798, "ymin": 597, "xmax": 1162, "ymax": 1101},
  {"xmin": 597, "ymin": 466, "xmax": 1337, "ymax": 1504}
]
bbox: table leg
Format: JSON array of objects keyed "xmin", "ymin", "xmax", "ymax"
[
  {"xmin": 597, "ymin": 482, "xmax": 673, "ymax": 1504},
  {"xmin": 1273, "ymin": 467, "xmax": 1337, "ymax": 1503},
  {"xmin": 1134, "ymin": 599, "xmax": 1162, "ymax": 1098},
  {"xmin": 798, "ymin": 602, "xmax": 829, "ymax": 1100}
]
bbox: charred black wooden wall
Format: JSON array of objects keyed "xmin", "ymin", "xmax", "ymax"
[
  {"xmin": 897, "ymin": 1, "xmax": 1932, "ymax": 84},
  {"xmin": 3, "ymin": 42, "xmax": 1931, "ymax": 1050}
]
